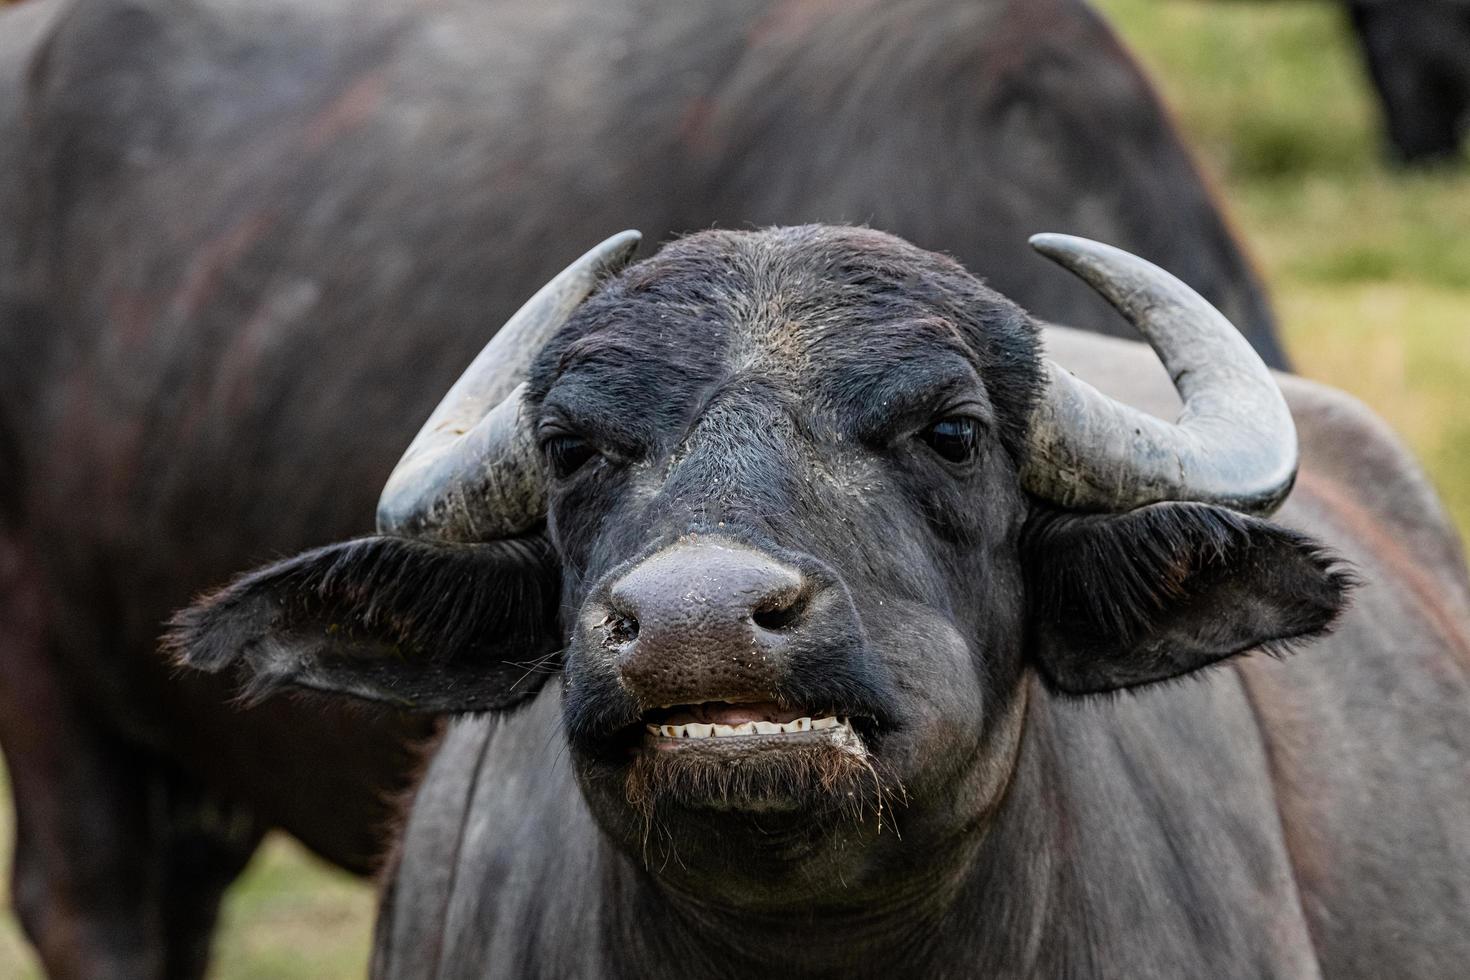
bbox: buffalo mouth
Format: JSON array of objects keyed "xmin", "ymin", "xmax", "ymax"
[
  {"xmin": 617, "ymin": 699, "xmax": 892, "ymax": 820},
  {"xmin": 638, "ymin": 700, "xmax": 870, "ymax": 756}
]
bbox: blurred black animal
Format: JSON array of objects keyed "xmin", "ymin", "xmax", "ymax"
[
  {"xmin": 0, "ymin": 0, "xmax": 1284, "ymax": 975},
  {"xmin": 1221, "ymin": 0, "xmax": 1470, "ymax": 164},
  {"xmin": 1348, "ymin": 0, "xmax": 1470, "ymax": 164},
  {"xmin": 173, "ymin": 226, "xmax": 1470, "ymax": 978}
]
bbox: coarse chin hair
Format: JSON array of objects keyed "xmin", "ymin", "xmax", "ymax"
[{"xmin": 623, "ymin": 738, "xmax": 904, "ymax": 835}]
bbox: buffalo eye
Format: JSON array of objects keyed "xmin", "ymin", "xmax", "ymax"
[
  {"xmin": 919, "ymin": 416, "xmax": 979, "ymax": 464},
  {"xmin": 544, "ymin": 434, "xmax": 598, "ymax": 479}
]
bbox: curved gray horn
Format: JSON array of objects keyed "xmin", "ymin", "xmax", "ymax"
[
  {"xmin": 377, "ymin": 230, "xmax": 641, "ymax": 540},
  {"xmin": 1021, "ymin": 233, "xmax": 1296, "ymax": 516}
]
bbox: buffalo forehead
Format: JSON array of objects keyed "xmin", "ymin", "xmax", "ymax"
[
  {"xmin": 537, "ymin": 227, "xmax": 1042, "ymax": 465},
  {"xmin": 565, "ymin": 291, "xmax": 990, "ymax": 437}
]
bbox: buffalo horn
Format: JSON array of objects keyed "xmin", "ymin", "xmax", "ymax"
[
  {"xmin": 376, "ymin": 230, "xmax": 641, "ymax": 540},
  {"xmin": 1022, "ymin": 233, "xmax": 1296, "ymax": 516}
]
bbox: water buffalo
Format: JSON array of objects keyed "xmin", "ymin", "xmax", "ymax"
[
  {"xmin": 0, "ymin": 0, "xmax": 1288, "ymax": 974},
  {"xmin": 173, "ymin": 225, "xmax": 1470, "ymax": 977}
]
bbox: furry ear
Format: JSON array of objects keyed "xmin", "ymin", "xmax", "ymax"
[
  {"xmin": 1023, "ymin": 502, "xmax": 1354, "ymax": 694},
  {"xmin": 166, "ymin": 535, "xmax": 561, "ymax": 712}
]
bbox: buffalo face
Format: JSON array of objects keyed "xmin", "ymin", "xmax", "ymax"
[
  {"xmin": 170, "ymin": 226, "xmax": 1349, "ymax": 894},
  {"xmin": 528, "ymin": 229, "xmax": 1045, "ymax": 869}
]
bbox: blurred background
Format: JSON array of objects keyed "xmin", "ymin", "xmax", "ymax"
[{"xmin": 0, "ymin": 0, "xmax": 1466, "ymax": 976}]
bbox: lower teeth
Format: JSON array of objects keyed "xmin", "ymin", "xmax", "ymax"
[{"xmin": 646, "ymin": 715, "xmax": 845, "ymax": 739}]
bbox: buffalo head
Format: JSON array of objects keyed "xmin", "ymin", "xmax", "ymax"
[{"xmin": 170, "ymin": 226, "xmax": 1348, "ymax": 895}]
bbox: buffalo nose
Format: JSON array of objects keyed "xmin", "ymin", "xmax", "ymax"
[{"xmin": 599, "ymin": 540, "xmax": 808, "ymax": 706}]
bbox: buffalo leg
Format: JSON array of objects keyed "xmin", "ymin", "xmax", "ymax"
[
  {"xmin": 0, "ymin": 573, "xmax": 153, "ymax": 974},
  {"xmin": 2, "ymin": 674, "xmax": 264, "ymax": 980},
  {"xmin": 154, "ymin": 783, "xmax": 264, "ymax": 980},
  {"xmin": 6, "ymin": 732, "xmax": 161, "ymax": 979},
  {"xmin": 0, "ymin": 535, "xmax": 262, "ymax": 979}
]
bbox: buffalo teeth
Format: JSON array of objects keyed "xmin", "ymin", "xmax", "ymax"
[{"xmin": 645, "ymin": 715, "xmax": 848, "ymax": 739}]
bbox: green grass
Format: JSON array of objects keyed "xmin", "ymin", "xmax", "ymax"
[
  {"xmin": 206, "ymin": 838, "xmax": 375, "ymax": 980},
  {"xmin": 2, "ymin": 2, "xmax": 1467, "ymax": 977}
]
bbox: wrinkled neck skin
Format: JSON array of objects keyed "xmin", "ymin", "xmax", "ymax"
[{"xmin": 589, "ymin": 683, "xmax": 1042, "ymax": 978}]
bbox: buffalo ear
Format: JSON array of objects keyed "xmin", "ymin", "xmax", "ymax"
[
  {"xmin": 1023, "ymin": 502, "xmax": 1354, "ymax": 694},
  {"xmin": 166, "ymin": 535, "xmax": 561, "ymax": 712}
]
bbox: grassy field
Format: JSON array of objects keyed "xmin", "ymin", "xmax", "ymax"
[{"xmin": 1, "ymin": 1, "xmax": 1466, "ymax": 977}]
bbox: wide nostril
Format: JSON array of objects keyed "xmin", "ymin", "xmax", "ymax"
[
  {"xmin": 750, "ymin": 588, "xmax": 808, "ymax": 632},
  {"xmin": 600, "ymin": 611, "xmax": 640, "ymax": 647}
]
